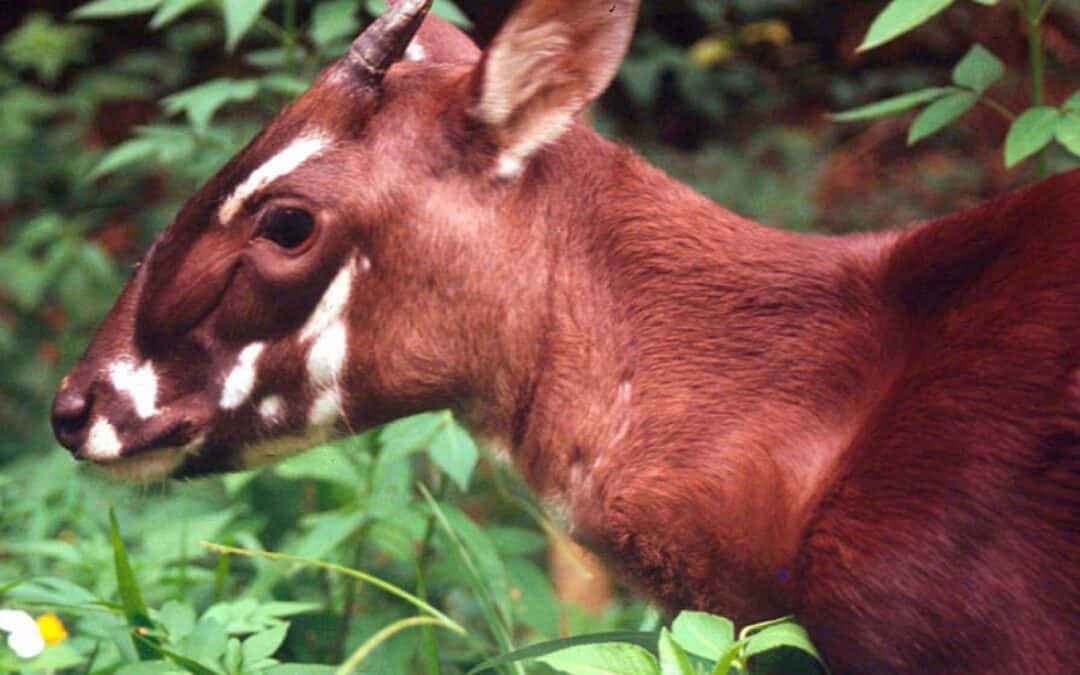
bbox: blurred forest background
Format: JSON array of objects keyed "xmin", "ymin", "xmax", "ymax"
[{"xmin": 0, "ymin": 0, "xmax": 1077, "ymax": 673}]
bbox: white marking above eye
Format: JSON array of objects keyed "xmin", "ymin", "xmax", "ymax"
[
  {"xmin": 109, "ymin": 360, "xmax": 159, "ymax": 419},
  {"xmin": 220, "ymin": 343, "xmax": 266, "ymax": 410},
  {"xmin": 86, "ymin": 418, "xmax": 123, "ymax": 460},
  {"xmin": 218, "ymin": 132, "xmax": 331, "ymax": 225}
]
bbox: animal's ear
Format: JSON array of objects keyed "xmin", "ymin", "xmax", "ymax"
[
  {"xmin": 471, "ymin": 0, "xmax": 639, "ymax": 176},
  {"xmin": 389, "ymin": 0, "xmax": 480, "ymax": 63}
]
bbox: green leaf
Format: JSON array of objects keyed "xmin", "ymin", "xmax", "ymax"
[
  {"xmin": 1004, "ymin": 106, "xmax": 1060, "ymax": 167},
  {"xmin": 2, "ymin": 12, "xmax": 93, "ymax": 84},
  {"xmin": 310, "ymin": 0, "xmax": 360, "ymax": 48},
  {"xmin": 150, "ymin": 0, "xmax": 207, "ymax": 29},
  {"xmin": 658, "ymin": 629, "xmax": 695, "ymax": 675},
  {"xmin": 951, "ymin": 44, "xmax": 1004, "ymax": 93},
  {"xmin": 109, "ymin": 508, "xmax": 158, "ymax": 661},
  {"xmin": 859, "ymin": 0, "xmax": 956, "ymax": 51},
  {"xmin": 222, "ymin": 0, "xmax": 272, "ymax": 51},
  {"xmin": 242, "ymin": 623, "xmax": 289, "ymax": 664},
  {"xmin": 162, "ymin": 78, "xmax": 258, "ymax": 134},
  {"xmin": 429, "ymin": 414, "xmax": 478, "ymax": 491},
  {"xmin": 969, "ymin": 0, "xmax": 999, "ymax": 5},
  {"xmin": 15, "ymin": 644, "xmax": 86, "ymax": 671},
  {"xmin": 830, "ymin": 87, "xmax": 952, "ymax": 122},
  {"xmin": 1064, "ymin": 91, "xmax": 1080, "ymax": 114},
  {"xmin": 1055, "ymin": 113, "xmax": 1080, "ymax": 157},
  {"xmin": 670, "ymin": 611, "xmax": 734, "ymax": 662},
  {"xmin": 467, "ymin": 632, "xmax": 659, "ymax": 675},
  {"xmin": 907, "ymin": 90, "xmax": 978, "ymax": 144},
  {"xmin": 72, "ymin": 0, "xmax": 162, "ymax": 19},
  {"xmin": 743, "ymin": 621, "xmax": 823, "ymax": 663},
  {"xmin": 536, "ymin": 643, "xmax": 660, "ymax": 675},
  {"xmin": 505, "ymin": 557, "xmax": 560, "ymax": 638},
  {"xmin": 378, "ymin": 412, "xmax": 444, "ymax": 464}
]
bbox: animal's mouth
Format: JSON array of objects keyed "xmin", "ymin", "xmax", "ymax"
[{"xmin": 80, "ymin": 411, "xmax": 213, "ymax": 482}]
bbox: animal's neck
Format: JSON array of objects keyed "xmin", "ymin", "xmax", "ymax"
[{"xmin": 468, "ymin": 130, "xmax": 900, "ymax": 617}]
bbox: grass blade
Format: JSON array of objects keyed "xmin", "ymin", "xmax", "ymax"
[
  {"xmin": 108, "ymin": 507, "xmax": 157, "ymax": 661},
  {"xmin": 336, "ymin": 617, "xmax": 456, "ymax": 675}
]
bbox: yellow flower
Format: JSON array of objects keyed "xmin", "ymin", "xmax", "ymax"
[
  {"xmin": 689, "ymin": 36, "xmax": 734, "ymax": 68},
  {"xmin": 36, "ymin": 613, "xmax": 67, "ymax": 645},
  {"xmin": 739, "ymin": 20, "xmax": 793, "ymax": 47}
]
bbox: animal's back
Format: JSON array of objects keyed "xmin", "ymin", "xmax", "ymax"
[{"xmin": 795, "ymin": 169, "xmax": 1080, "ymax": 674}]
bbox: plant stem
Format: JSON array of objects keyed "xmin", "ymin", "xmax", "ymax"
[
  {"xmin": 1024, "ymin": 0, "xmax": 1048, "ymax": 177},
  {"xmin": 978, "ymin": 95, "xmax": 1017, "ymax": 121},
  {"xmin": 416, "ymin": 476, "xmax": 447, "ymax": 675},
  {"xmin": 283, "ymin": 0, "xmax": 299, "ymax": 72}
]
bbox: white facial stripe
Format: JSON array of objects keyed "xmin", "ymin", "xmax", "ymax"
[
  {"xmin": 220, "ymin": 343, "xmax": 266, "ymax": 410},
  {"xmin": 86, "ymin": 418, "xmax": 123, "ymax": 461},
  {"xmin": 218, "ymin": 133, "xmax": 331, "ymax": 224},
  {"xmin": 300, "ymin": 259, "xmax": 357, "ymax": 343},
  {"xmin": 299, "ymin": 257, "xmax": 356, "ymax": 430},
  {"xmin": 109, "ymin": 360, "xmax": 159, "ymax": 419}
]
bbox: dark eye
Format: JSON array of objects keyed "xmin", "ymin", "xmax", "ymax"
[{"xmin": 257, "ymin": 207, "xmax": 315, "ymax": 249}]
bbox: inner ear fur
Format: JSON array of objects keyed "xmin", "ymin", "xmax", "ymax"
[{"xmin": 471, "ymin": 0, "xmax": 639, "ymax": 176}]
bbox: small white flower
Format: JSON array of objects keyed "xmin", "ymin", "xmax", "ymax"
[{"xmin": 0, "ymin": 609, "xmax": 45, "ymax": 659}]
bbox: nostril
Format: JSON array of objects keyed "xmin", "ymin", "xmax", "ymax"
[{"xmin": 52, "ymin": 389, "xmax": 92, "ymax": 450}]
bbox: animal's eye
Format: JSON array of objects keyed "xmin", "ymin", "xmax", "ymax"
[{"xmin": 257, "ymin": 207, "xmax": 315, "ymax": 249}]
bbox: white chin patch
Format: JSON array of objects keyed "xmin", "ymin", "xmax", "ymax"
[{"xmin": 98, "ymin": 437, "xmax": 204, "ymax": 484}]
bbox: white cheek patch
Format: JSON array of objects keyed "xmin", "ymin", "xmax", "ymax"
[
  {"xmin": 220, "ymin": 343, "xmax": 266, "ymax": 410},
  {"xmin": 86, "ymin": 418, "xmax": 123, "ymax": 461},
  {"xmin": 109, "ymin": 360, "xmax": 159, "ymax": 419},
  {"xmin": 307, "ymin": 322, "xmax": 347, "ymax": 390},
  {"xmin": 218, "ymin": 132, "xmax": 331, "ymax": 225},
  {"xmin": 308, "ymin": 390, "xmax": 342, "ymax": 428}
]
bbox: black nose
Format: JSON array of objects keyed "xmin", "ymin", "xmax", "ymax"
[{"xmin": 52, "ymin": 387, "xmax": 92, "ymax": 453}]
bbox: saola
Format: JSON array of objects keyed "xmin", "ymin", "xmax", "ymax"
[{"xmin": 52, "ymin": 1, "xmax": 1079, "ymax": 673}]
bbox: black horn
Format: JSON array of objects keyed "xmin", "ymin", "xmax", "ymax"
[{"xmin": 347, "ymin": 0, "xmax": 433, "ymax": 83}]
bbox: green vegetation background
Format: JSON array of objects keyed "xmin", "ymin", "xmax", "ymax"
[{"xmin": 0, "ymin": 1, "xmax": 1077, "ymax": 673}]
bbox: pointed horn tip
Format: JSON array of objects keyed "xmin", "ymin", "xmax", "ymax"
[{"xmin": 347, "ymin": 0, "xmax": 435, "ymax": 81}]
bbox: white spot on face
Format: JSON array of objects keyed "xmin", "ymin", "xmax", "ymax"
[
  {"xmin": 359, "ymin": 255, "xmax": 372, "ymax": 273},
  {"xmin": 496, "ymin": 153, "xmax": 525, "ymax": 179},
  {"xmin": 109, "ymin": 360, "xmax": 159, "ymax": 419},
  {"xmin": 308, "ymin": 390, "xmax": 342, "ymax": 428},
  {"xmin": 258, "ymin": 395, "xmax": 285, "ymax": 424},
  {"xmin": 86, "ymin": 418, "xmax": 123, "ymax": 460},
  {"xmin": 405, "ymin": 40, "xmax": 427, "ymax": 62},
  {"xmin": 218, "ymin": 133, "xmax": 331, "ymax": 225},
  {"xmin": 220, "ymin": 343, "xmax": 266, "ymax": 410}
]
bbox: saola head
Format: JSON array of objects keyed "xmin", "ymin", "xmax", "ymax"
[{"xmin": 51, "ymin": 0, "xmax": 639, "ymax": 481}]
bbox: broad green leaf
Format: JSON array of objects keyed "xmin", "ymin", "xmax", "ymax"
[
  {"xmin": 435, "ymin": 501, "xmax": 512, "ymax": 624},
  {"xmin": 1055, "ymin": 114, "xmax": 1080, "ymax": 156},
  {"xmin": 467, "ymin": 632, "xmax": 659, "ymax": 675},
  {"xmin": 16, "ymin": 644, "xmax": 87, "ymax": 671},
  {"xmin": 429, "ymin": 414, "xmax": 478, "ymax": 491},
  {"xmin": 162, "ymin": 78, "xmax": 258, "ymax": 134},
  {"xmin": 242, "ymin": 623, "xmax": 289, "ymax": 664},
  {"xmin": 150, "ymin": 0, "xmax": 207, "ymax": 29},
  {"xmin": 830, "ymin": 87, "xmax": 951, "ymax": 122},
  {"xmin": 536, "ymin": 643, "xmax": 660, "ymax": 675},
  {"xmin": 156, "ymin": 600, "xmax": 197, "ymax": 641},
  {"xmin": 658, "ymin": 629, "xmax": 695, "ymax": 675},
  {"xmin": 505, "ymin": 557, "xmax": 560, "ymax": 638},
  {"xmin": 1064, "ymin": 91, "xmax": 1080, "ymax": 114},
  {"xmin": 488, "ymin": 526, "xmax": 547, "ymax": 556},
  {"xmin": 671, "ymin": 611, "xmax": 734, "ymax": 662},
  {"xmin": 222, "ymin": 0, "xmax": 272, "ymax": 51},
  {"xmin": 743, "ymin": 621, "xmax": 823, "ymax": 663},
  {"xmin": 310, "ymin": 0, "xmax": 360, "ymax": 48},
  {"xmin": 1004, "ymin": 106, "xmax": 1060, "ymax": 167},
  {"xmin": 952, "ymin": 44, "xmax": 1003, "ymax": 92},
  {"xmin": 2, "ymin": 13, "xmax": 92, "ymax": 84},
  {"xmin": 72, "ymin": 0, "xmax": 161, "ymax": 19},
  {"xmin": 907, "ymin": 90, "xmax": 977, "ymax": 144},
  {"xmin": 859, "ymin": 0, "xmax": 956, "ymax": 51},
  {"xmin": 260, "ymin": 72, "xmax": 312, "ymax": 97},
  {"xmin": 378, "ymin": 411, "xmax": 444, "ymax": 464}
]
